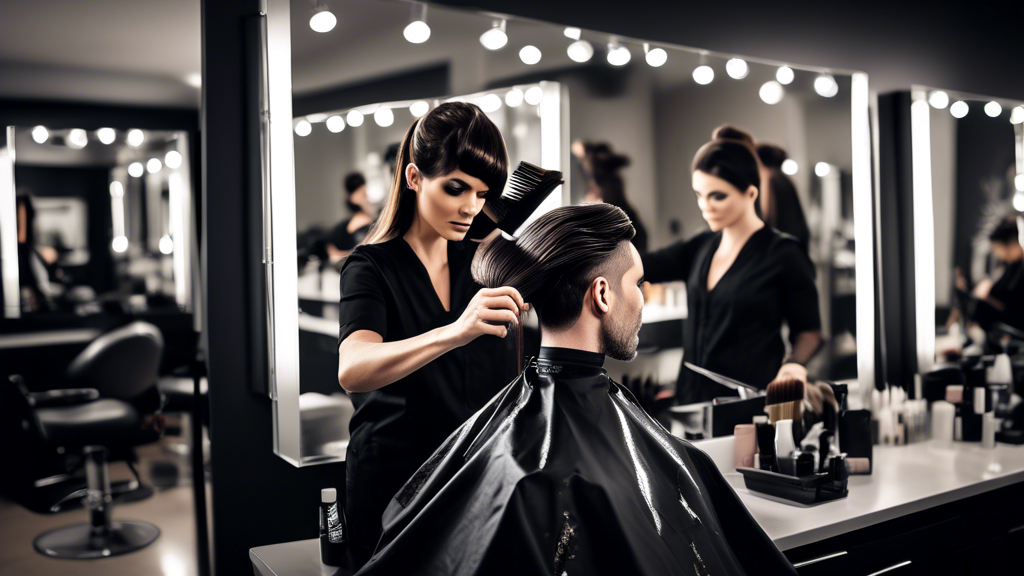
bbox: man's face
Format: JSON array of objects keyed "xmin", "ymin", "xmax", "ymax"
[{"xmin": 600, "ymin": 243, "xmax": 645, "ymax": 361}]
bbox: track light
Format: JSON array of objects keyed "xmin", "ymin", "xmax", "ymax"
[
  {"xmin": 726, "ymin": 58, "xmax": 749, "ymax": 79},
  {"xmin": 563, "ymin": 27, "xmax": 581, "ymax": 40},
  {"xmin": 480, "ymin": 20, "xmax": 507, "ymax": 51},
  {"xmin": 567, "ymin": 40, "xmax": 594, "ymax": 63},
  {"xmin": 403, "ymin": 4, "xmax": 430, "ymax": 44},
  {"xmin": 776, "ymin": 66, "xmax": 794, "ymax": 85},
  {"xmin": 519, "ymin": 45, "xmax": 541, "ymax": 65},
  {"xmin": 607, "ymin": 42, "xmax": 631, "ymax": 67},
  {"xmin": 693, "ymin": 65, "xmax": 714, "ymax": 85},
  {"xmin": 309, "ymin": 1, "xmax": 336, "ymax": 33},
  {"xmin": 644, "ymin": 44, "xmax": 666, "ymax": 67},
  {"xmin": 928, "ymin": 91, "xmax": 949, "ymax": 110},
  {"xmin": 814, "ymin": 74, "xmax": 838, "ymax": 98}
]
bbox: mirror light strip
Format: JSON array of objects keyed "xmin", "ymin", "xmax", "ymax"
[
  {"xmin": 0, "ymin": 130, "xmax": 19, "ymax": 318},
  {"xmin": 851, "ymin": 73, "xmax": 876, "ymax": 394},
  {"xmin": 910, "ymin": 97, "xmax": 935, "ymax": 373}
]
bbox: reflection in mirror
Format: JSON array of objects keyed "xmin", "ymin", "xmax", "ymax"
[{"xmin": 267, "ymin": 0, "xmax": 874, "ymax": 464}]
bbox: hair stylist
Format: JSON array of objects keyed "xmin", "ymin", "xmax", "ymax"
[
  {"xmin": 336, "ymin": 102, "xmax": 525, "ymax": 568},
  {"xmin": 642, "ymin": 127, "xmax": 825, "ymax": 408}
]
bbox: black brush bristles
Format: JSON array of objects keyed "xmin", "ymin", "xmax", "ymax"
[{"xmin": 472, "ymin": 161, "xmax": 563, "ymax": 239}]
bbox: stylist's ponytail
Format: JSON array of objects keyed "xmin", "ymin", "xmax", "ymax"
[{"xmin": 365, "ymin": 119, "xmax": 419, "ymax": 245}]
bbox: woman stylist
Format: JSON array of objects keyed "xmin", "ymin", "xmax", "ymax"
[
  {"xmin": 336, "ymin": 102, "xmax": 524, "ymax": 568},
  {"xmin": 642, "ymin": 127, "xmax": 824, "ymax": 407}
]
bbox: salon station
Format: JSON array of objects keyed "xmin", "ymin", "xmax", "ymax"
[{"xmin": 1, "ymin": 1, "xmax": 1024, "ymax": 575}]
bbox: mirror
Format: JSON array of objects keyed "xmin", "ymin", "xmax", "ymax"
[{"xmin": 265, "ymin": 0, "xmax": 876, "ymax": 464}]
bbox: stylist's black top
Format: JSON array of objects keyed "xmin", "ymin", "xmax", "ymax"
[{"xmin": 642, "ymin": 227, "xmax": 820, "ymax": 405}]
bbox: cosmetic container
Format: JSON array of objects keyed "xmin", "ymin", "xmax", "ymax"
[
  {"xmin": 320, "ymin": 488, "xmax": 348, "ymax": 567},
  {"xmin": 931, "ymin": 401, "xmax": 955, "ymax": 441},
  {"xmin": 733, "ymin": 424, "xmax": 756, "ymax": 469},
  {"xmin": 982, "ymin": 413, "xmax": 997, "ymax": 449},
  {"xmin": 775, "ymin": 420, "xmax": 796, "ymax": 465}
]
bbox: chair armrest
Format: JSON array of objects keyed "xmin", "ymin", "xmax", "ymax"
[{"xmin": 29, "ymin": 388, "xmax": 100, "ymax": 408}]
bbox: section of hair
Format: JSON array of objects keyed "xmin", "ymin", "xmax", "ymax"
[
  {"xmin": 756, "ymin": 143, "xmax": 788, "ymax": 170},
  {"xmin": 990, "ymin": 218, "xmax": 1020, "ymax": 245},
  {"xmin": 711, "ymin": 125, "xmax": 756, "ymax": 149}
]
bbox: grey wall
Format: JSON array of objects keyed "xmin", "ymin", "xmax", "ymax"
[{"xmin": 930, "ymin": 108, "xmax": 957, "ymax": 308}]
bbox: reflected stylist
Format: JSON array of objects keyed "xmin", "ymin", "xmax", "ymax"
[{"xmin": 336, "ymin": 102, "xmax": 523, "ymax": 569}]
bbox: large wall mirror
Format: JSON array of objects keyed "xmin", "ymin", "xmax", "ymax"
[{"xmin": 265, "ymin": 0, "xmax": 876, "ymax": 466}]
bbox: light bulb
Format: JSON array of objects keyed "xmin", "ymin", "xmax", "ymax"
[
  {"xmin": 1014, "ymin": 191, "xmax": 1024, "ymax": 212},
  {"xmin": 97, "ymin": 127, "xmax": 116, "ymax": 145},
  {"xmin": 127, "ymin": 129, "xmax": 145, "ymax": 147},
  {"xmin": 781, "ymin": 159, "xmax": 799, "ymax": 175},
  {"xmin": 409, "ymin": 101, "xmax": 429, "ymax": 117},
  {"xmin": 950, "ymin": 101, "xmax": 968, "ymax": 119},
  {"xmin": 294, "ymin": 120, "xmax": 312, "ymax": 136},
  {"xmin": 519, "ymin": 45, "xmax": 541, "ymax": 65},
  {"xmin": 128, "ymin": 162, "xmax": 144, "ymax": 178},
  {"xmin": 928, "ymin": 91, "xmax": 949, "ymax": 110},
  {"xmin": 346, "ymin": 110, "xmax": 364, "ymax": 127},
  {"xmin": 693, "ymin": 65, "xmax": 714, "ymax": 85},
  {"xmin": 110, "ymin": 181, "xmax": 124, "ymax": 198},
  {"xmin": 1010, "ymin": 106, "xmax": 1024, "ymax": 125},
  {"xmin": 726, "ymin": 58, "xmax": 749, "ymax": 79},
  {"xmin": 567, "ymin": 40, "xmax": 594, "ymax": 63},
  {"xmin": 403, "ymin": 20, "xmax": 430, "ymax": 44},
  {"xmin": 814, "ymin": 74, "xmax": 838, "ymax": 98},
  {"xmin": 159, "ymin": 235, "xmax": 174, "ymax": 255},
  {"xmin": 607, "ymin": 44, "xmax": 631, "ymax": 67},
  {"xmin": 524, "ymin": 86, "xmax": 544, "ymax": 106},
  {"xmin": 815, "ymin": 162, "xmax": 831, "ymax": 177},
  {"xmin": 31, "ymin": 126, "xmax": 49, "ymax": 144},
  {"xmin": 164, "ymin": 150, "xmax": 182, "ymax": 169},
  {"xmin": 374, "ymin": 107, "xmax": 394, "ymax": 127},
  {"xmin": 505, "ymin": 89, "xmax": 524, "ymax": 108},
  {"xmin": 480, "ymin": 25, "xmax": 507, "ymax": 51},
  {"xmin": 112, "ymin": 236, "xmax": 129, "ymax": 253},
  {"xmin": 645, "ymin": 47, "xmax": 667, "ymax": 67},
  {"xmin": 326, "ymin": 115, "xmax": 345, "ymax": 133},
  {"xmin": 776, "ymin": 66, "xmax": 795, "ymax": 85},
  {"xmin": 306, "ymin": 113, "xmax": 328, "ymax": 123},
  {"xmin": 184, "ymin": 72, "xmax": 202, "ymax": 88},
  {"xmin": 480, "ymin": 94, "xmax": 502, "ymax": 113},
  {"xmin": 984, "ymin": 101, "xmax": 1002, "ymax": 117},
  {"xmin": 147, "ymin": 158, "xmax": 163, "ymax": 173},
  {"xmin": 309, "ymin": 10, "xmax": 336, "ymax": 33},
  {"xmin": 1016, "ymin": 174, "xmax": 1024, "ymax": 192},
  {"xmin": 67, "ymin": 128, "xmax": 88, "ymax": 149},
  {"xmin": 759, "ymin": 81, "xmax": 784, "ymax": 105},
  {"xmin": 563, "ymin": 27, "xmax": 581, "ymax": 40}
]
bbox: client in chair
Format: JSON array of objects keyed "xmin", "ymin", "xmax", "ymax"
[{"xmin": 356, "ymin": 204, "xmax": 795, "ymax": 576}]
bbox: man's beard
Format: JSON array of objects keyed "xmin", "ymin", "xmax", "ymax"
[{"xmin": 600, "ymin": 306, "xmax": 643, "ymax": 361}]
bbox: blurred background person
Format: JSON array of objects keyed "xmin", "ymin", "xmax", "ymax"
[
  {"xmin": 326, "ymin": 172, "xmax": 376, "ymax": 262},
  {"xmin": 757, "ymin": 143, "xmax": 810, "ymax": 253},
  {"xmin": 575, "ymin": 141, "xmax": 649, "ymax": 253}
]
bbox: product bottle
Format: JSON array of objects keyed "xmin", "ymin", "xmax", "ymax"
[{"xmin": 320, "ymin": 488, "xmax": 348, "ymax": 567}]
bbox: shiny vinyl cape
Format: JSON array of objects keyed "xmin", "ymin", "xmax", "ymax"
[{"xmin": 356, "ymin": 359, "xmax": 796, "ymax": 576}]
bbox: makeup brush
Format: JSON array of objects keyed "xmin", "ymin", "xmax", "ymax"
[
  {"xmin": 467, "ymin": 162, "xmax": 564, "ymax": 240},
  {"xmin": 765, "ymin": 378, "xmax": 804, "ymax": 425}
]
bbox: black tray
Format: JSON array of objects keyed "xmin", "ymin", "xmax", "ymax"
[{"xmin": 737, "ymin": 467, "xmax": 849, "ymax": 505}]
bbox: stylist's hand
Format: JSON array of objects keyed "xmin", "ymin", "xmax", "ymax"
[
  {"xmin": 445, "ymin": 286, "xmax": 527, "ymax": 347},
  {"xmin": 773, "ymin": 363, "xmax": 820, "ymax": 414}
]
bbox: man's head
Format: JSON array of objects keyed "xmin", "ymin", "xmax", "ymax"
[
  {"xmin": 472, "ymin": 204, "xmax": 645, "ymax": 361},
  {"xmin": 990, "ymin": 219, "xmax": 1023, "ymax": 263}
]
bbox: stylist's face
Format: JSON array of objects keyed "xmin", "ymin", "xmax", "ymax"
[
  {"xmin": 693, "ymin": 170, "xmax": 757, "ymax": 232},
  {"xmin": 407, "ymin": 166, "xmax": 488, "ymax": 241},
  {"xmin": 601, "ymin": 243, "xmax": 645, "ymax": 362}
]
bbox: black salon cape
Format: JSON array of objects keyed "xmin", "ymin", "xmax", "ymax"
[{"xmin": 355, "ymin": 350, "xmax": 795, "ymax": 576}]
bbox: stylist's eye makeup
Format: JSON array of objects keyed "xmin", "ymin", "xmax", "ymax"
[
  {"xmin": 637, "ymin": 276, "xmax": 645, "ymax": 287},
  {"xmin": 444, "ymin": 180, "xmax": 466, "ymax": 196}
]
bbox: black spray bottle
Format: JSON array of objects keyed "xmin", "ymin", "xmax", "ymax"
[{"xmin": 319, "ymin": 488, "xmax": 348, "ymax": 567}]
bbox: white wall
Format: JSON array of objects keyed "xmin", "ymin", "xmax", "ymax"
[{"xmin": 929, "ymin": 108, "xmax": 957, "ymax": 307}]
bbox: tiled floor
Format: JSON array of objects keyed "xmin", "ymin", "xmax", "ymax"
[{"xmin": 0, "ymin": 437, "xmax": 211, "ymax": 576}]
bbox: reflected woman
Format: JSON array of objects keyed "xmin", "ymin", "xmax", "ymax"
[
  {"xmin": 642, "ymin": 127, "xmax": 824, "ymax": 406},
  {"xmin": 336, "ymin": 102, "xmax": 524, "ymax": 568},
  {"xmin": 757, "ymin": 143, "xmax": 811, "ymax": 254}
]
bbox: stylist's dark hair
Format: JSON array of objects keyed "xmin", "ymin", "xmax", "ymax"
[
  {"xmin": 756, "ymin": 143, "xmax": 788, "ymax": 170},
  {"xmin": 365, "ymin": 102, "xmax": 509, "ymax": 244},
  {"xmin": 472, "ymin": 203, "xmax": 635, "ymax": 330},
  {"xmin": 693, "ymin": 125, "xmax": 762, "ymax": 217},
  {"xmin": 343, "ymin": 172, "xmax": 366, "ymax": 212},
  {"xmin": 989, "ymin": 218, "xmax": 1019, "ymax": 245}
]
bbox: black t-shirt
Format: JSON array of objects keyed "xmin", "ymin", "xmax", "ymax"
[
  {"xmin": 327, "ymin": 217, "xmax": 372, "ymax": 252},
  {"xmin": 974, "ymin": 260, "xmax": 1024, "ymax": 333},
  {"xmin": 642, "ymin": 227, "xmax": 821, "ymax": 404},
  {"xmin": 337, "ymin": 237, "xmax": 518, "ymax": 465}
]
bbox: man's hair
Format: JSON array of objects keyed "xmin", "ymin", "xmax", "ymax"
[
  {"xmin": 471, "ymin": 203, "xmax": 635, "ymax": 330},
  {"xmin": 989, "ymin": 218, "xmax": 1019, "ymax": 245}
]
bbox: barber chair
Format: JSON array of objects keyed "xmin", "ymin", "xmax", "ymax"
[{"xmin": 1, "ymin": 321, "xmax": 166, "ymax": 559}]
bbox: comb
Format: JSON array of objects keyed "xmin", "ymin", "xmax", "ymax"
[{"xmin": 467, "ymin": 161, "xmax": 564, "ymax": 240}]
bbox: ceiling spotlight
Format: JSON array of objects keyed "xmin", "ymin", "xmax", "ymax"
[
  {"xmin": 984, "ymin": 101, "xmax": 1002, "ymax": 117},
  {"xmin": 346, "ymin": 110, "xmax": 364, "ymax": 127},
  {"xmin": 112, "ymin": 235, "xmax": 129, "ymax": 253},
  {"xmin": 524, "ymin": 86, "xmax": 544, "ymax": 106},
  {"xmin": 147, "ymin": 158, "xmax": 162, "ymax": 173},
  {"xmin": 403, "ymin": 18, "xmax": 430, "ymax": 44},
  {"xmin": 814, "ymin": 74, "xmax": 838, "ymax": 98},
  {"xmin": 607, "ymin": 43, "xmax": 631, "ymax": 66},
  {"xmin": 815, "ymin": 162, "xmax": 831, "ymax": 177},
  {"xmin": 409, "ymin": 101, "xmax": 429, "ymax": 117},
  {"xmin": 67, "ymin": 128, "xmax": 88, "ymax": 149},
  {"xmin": 564, "ymin": 27, "xmax": 581, "ymax": 40},
  {"xmin": 693, "ymin": 65, "xmax": 714, "ymax": 85},
  {"xmin": 110, "ymin": 181, "xmax": 124, "ymax": 198},
  {"xmin": 776, "ymin": 66, "xmax": 795, "ymax": 85},
  {"xmin": 1010, "ymin": 106, "xmax": 1024, "ymax": 124},
  {"xmin": 159, "ymin": 235, "xmax": 174, "ymax": 255},
  {"xmin": 128, "ymin": 162, "xmax": 145, "ymax": 178},
  {"xmin": 759, "ymin": 81, "xmax": 784, "ymax": 105},
  {"xmin": 505, "ymin": 89, "xmax": 524, "ymax": 108},
  {"xmin": 726, "ymin": 58, "xmax": 749, "ymax": 79},
  {"xmin": 480, "ymin": 94, "xmax": 503, "ymax": 113},
  {"xmin": 326, "ymin": 115, "xmax": 345, "ymax": 133},
  {"xmin": 519, "ymin": 45, "xmax": 541, "ymax": 65},
  {"xmin": 928, "ymin": 90, "xmax": 949, "ymax": 110},
  {"xmin": 374, "ymin": 107, "xmax": 394, "ymax": 127},
  {"xmin": 294, "ymin": 120, "xmax": 312, "ymax": 136},
  {"xmin": 309, "ymin": 6, "xmax": 337, "ymax": 33},
  {"xmin": 97, "ymin": 127, "xmax": 116, "ymax": 145},
  {"xmin": 950, "ymin": 100, "xmax": 969, "ymax": 119},
  {"xmin": 480, "ymin": 20, "xmax": 508, "ymax": 51},
  {"xmin": 127, "ymin": 129, "xmax": 145, "ymax": 147},
  {"xmin": 164, "ymin": 150, "xmax": 182, "ymax": 169},
  {"xmin": 31, "ymin": 126, "xmax": 49, "ymax": 144},
  {"xmin": 781, "ymin": 159, "xmax": 799, "ymax": 175},
  {"xmin": 567, "ymin": 40, "xmax": 594, "ymax": 63},
  {"xmin": 644, "ymin": 44, "xmax": 667, "ymax": 67}
]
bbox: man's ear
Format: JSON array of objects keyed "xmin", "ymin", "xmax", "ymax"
[
  {"xmin": 748, "ymin": 184, "xmax": 759, "ymax": 203},
  {"xmin": 405, "ymin": 163, "xmax": 421, "ymax": 192},
  {"xmin": 590, "ymin": 276, "xmax": 612, "ymax": 316}
]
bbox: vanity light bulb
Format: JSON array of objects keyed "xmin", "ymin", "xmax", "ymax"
[
  {"xmin": 776, "ymin": 66, "xmax": 795, "ymax": 85},
  {"xmin": 322, "ymin": 115, "xmax": 343, "ymax": 133},
  {"xmin": 480, "ymin": 27, "xmax": 508, "ymax": 51},
  {"xmin": 110, "ymin": 181, "xmax": 124, "ymax": 198},
  {"xmin": 309, "ymin": 10, "xmax": 337, "ymax": 33},
  {"xmin": 97, "ymin": 127, "xmax": 117, "ymax": 145},
  {"xmin": 128, "ymin": 162, "xmax": 145, "ymax": 178},
  {"xmin": 147, "ymin": 158, "xmax": 162, "ymax": 173},
  {"xmin": 1014, "ymin": 191, "xmax": 1024, "ymax": 212},
  {"xmin": 567, "ymin": 40, "xmax": 594, "ymax": 63},
  {"xmin": 814, "ymin": 74, "xmax": 838, "ymax": 98},
  {"xmin": 480, "ymin": 94, "xmax": 503, "ymax": 113},
  {"xmin": 1015, "ymin": 174, "xmax": 1024, "ymax": 192},
  {"xmin": 726, "ymin": 58, "xmax": 749, "ymax": 79},
  {"xmin": 346, "ymin": 110, "xmax": 364, "ymax": 127},
  {"xmin": 374, "ymin": 107, "xmax": 394, "ymax": 127},
  {"xmin": 519, "ymin": 45, "xmax": 541, "ymax": 65},
  {"xmin": 984, "ymin": 101, "xmax": 1002, "ymax": 117},
  {"xmin": 815, "ymin": 162, "xmax": 831, "ymax": 177},
  {"xmin": 409, "ymin": 101, "xmax": 429, "ymax": 117},
  {"xmin": 294, "ymin": 120, "xmax": 312, "ymax": 136},
  {"xmin": 159, "ymin": 235, "xmax": 174, "ymax": 255},
  {"xmin": 950, "ymin": 101, "xmax": 969, "ymax": 119},
  {"xmin": 67, "ymin": 129, "xmax": 88, "ymax": 149},
  {"xmin": 127, "ymin": 129, "xmax": 145, "ymax": 147},
  {"xmin": 759, "ymin": 81, "xmax": 784, "ymax": 105},
  {"xmin": 645, "ymin": 47, "xmax": 667, "ymax": 68},
  {"xmin": 31, "ymin": 126, "xmax": 49, "ymax": 144},
  {"xmin": 693, "ymin": 65, "xmax": 714, "ymax": 85},
  {"xmin": 1010, "ymin": 106, "xmax": 1024, "ymax": 125},
  {"xmin": 403, "ymin": 20, "xmax": 430, "ymax": 44},
  {"xmin": 563, "ymin": 27, "xmax": 582, "ymax": 40},
  {"xmin": 505, "ymin": 89, "xmax": 524, "ymax": 108},
  {"xmin": 781, "ymin": 159, "xmax": 799, "ymax": 175},
  {"xmin": 164, "ymin": 150, "xmax": 182, "ymax": 169},
  {"xmin": 928, "ymin": 91, "xmax": 949, "ymax": 110},
  {"xmin": 607, "ymin": 44, "xmax": 631, "ymax": 67},
  {"xmin": 112, "ymin": 235, "xmax": 129, "ymax": 253},
  {"xmin": 524, "ymin": 86, "xmax": 544, "ymax": 106}
]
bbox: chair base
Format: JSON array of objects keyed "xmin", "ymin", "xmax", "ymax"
[{"xmin": 33, "ymin": 520, "xmax": 160, "ymax": 559}]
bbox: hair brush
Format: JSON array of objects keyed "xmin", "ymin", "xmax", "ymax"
[
  {"xmin": 765, "ymin": 378, "xmax": 804, "ymax": 425},
  {"xmin": 467, "ymin": 161, "xmax": 564, "ymax": 241}
]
